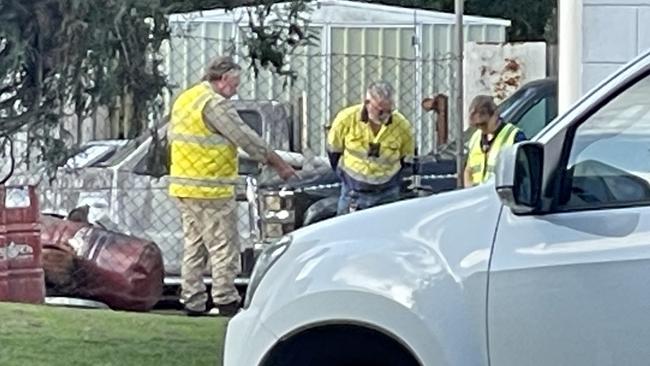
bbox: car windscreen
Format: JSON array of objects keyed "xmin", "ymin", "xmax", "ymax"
[
  {"xmin": 63, "ymin": 145, "xmax": 118, "ymax": 168},
  {"xmin": 238, "ymin": 110, "xmax": 263, "ymax": 135},
  {"xmin": 95, "ymin": 140, "xmax": 140, "ymax": 167},
  {"xmin": 63, "ymin": 141, "xmax": 137, "ymax": 168}
]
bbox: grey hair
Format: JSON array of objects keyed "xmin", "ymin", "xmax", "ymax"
[
  {"xmin": 366, "ymin": 81, "xmax": 394, "ymax": 102},
  {"xmin": 469, "ymin": 95, "xmax": 498, "ymax": 116},
  {"xmin": 202, "ymin": 55, "xmax": 241, "ymax": 82}
]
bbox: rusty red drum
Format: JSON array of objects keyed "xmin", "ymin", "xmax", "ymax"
[
  {"xmin": 0, "ymin": 185, "xmax": 45, "ymax": 304},
  {"xmin": 0, "ymin": 230, "xmax": 8, "ymax": 301}
]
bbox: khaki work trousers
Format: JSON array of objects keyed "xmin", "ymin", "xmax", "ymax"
[{"xmin": 177, "ymin": 197, "xmax": 241, "ymax": 312}]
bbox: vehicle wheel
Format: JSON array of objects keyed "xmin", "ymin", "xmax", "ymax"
[
  {"xmin": 302, "ymin": 196, "xmax": 338, "ymax": 226},
  {"xmin": 264, "ymin": 326, "xmax": 420, "ymax": 366}
]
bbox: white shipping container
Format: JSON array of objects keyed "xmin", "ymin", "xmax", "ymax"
[{"xmin": 165, "ymin": 0, "xmax": 511, "ymax": 154}]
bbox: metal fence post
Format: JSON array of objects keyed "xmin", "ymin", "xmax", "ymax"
[{"xmin": 455, "ymin": 0, "xmax": 465, "ymax": 188}]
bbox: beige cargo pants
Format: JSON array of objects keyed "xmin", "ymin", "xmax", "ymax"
[{"xmin": 177, "ymin": 197, "xmax": 241, "ymax": 312}]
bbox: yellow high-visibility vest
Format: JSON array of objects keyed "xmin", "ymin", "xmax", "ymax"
[
  {"xmin": 467, "ymin": 123, "xmax": 521, "ymax": 186},
  {"xmin": 168, "ymin": 82, "xmax": 238, "ymax": 199},
  {"xmin": 327, "ymin": 104, "xmax": 414, "ymax": 186}
]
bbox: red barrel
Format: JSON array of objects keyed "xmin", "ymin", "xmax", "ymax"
[
  {"xmin": 0, "ymin": 185, "xmax": 45, "ymax": 304},
  {"xmin": 0, "ymin": 229, "xmax": 8, "ymax": 300},
  {"xmin": 40, "ymin": 215, "xmax": 164, "ymax": 311}
]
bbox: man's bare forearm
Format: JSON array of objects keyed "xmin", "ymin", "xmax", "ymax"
[{"xmin": 266, "ymin": 150, "xmax": 290, "ymax": 170}]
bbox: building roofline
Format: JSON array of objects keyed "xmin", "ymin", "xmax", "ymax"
[{"xmin": 169, "ymin": 0, "xmax": 512, "ymax": 27}]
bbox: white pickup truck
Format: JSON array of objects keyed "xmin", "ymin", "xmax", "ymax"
[
  {"xmin": 8, "ymin": 101, "xmax": 330, "ymax": 293},
  {"xmin": 224, "ymin": 50, "xmax": 650, "ymax": 366}
]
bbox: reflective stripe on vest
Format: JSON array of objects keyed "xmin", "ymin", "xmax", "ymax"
[
  {"xmin": 168, "ymin": 82, "xmax": 238, "ymax": 199},
  {"xmin": 340, "ymin": 163, "xmax": 402, "ymax": 185},
  {"xmin": 168, "ymin": 176, "xmax": 242, "ymax": 187},
  {"xmin": 167, "ymin": 131, "xmax": 230, "ymax": 145},
  {"xmin": 340, "ymin": 143, "xmax": 404, "ymax": 185},
  {"xmin": 467, "ymin": 123, "xmax": 520, "ymax": 186},
  {"xmin": 344, "ymin": 146, "xmax": 402, "ymax": 166}
]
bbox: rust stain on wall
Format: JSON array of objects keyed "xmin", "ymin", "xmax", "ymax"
[{"xmin": 478, "ymin": 56, "xmax": 525, "ymax": 103}]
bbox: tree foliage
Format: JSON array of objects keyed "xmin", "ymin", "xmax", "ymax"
[
  {"xmin": 365, "ymin": 0, "xmax": 556, "ymax": 42},
  {"xmin": 465, "ymin": 0, "xmax": 555, "ymax": 42},
  {"xmin": 0, "ymin": 0, "xmax": 315, "ymax": 178},
  {"xmin": 1, "ymin": 0, "xmax": 171, "ymax": 173}
]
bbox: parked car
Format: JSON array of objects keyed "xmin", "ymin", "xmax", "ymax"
[{"xmin": 223, "ymin": 53, "xmax": 650, "ymax": 366}]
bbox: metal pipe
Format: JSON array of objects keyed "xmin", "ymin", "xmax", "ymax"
[
  {"xmin": 301, "ymin": 90, "xmax": 309, "ymax": 152},
  {"xmin": 455, "ymin": 0, "xmax": 465, "ymax": 188},
  {"xmin": 245, "ymin": 176, "xmax": 261, "ymax": 244}
]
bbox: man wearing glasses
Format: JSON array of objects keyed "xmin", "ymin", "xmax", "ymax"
[{"xmin": 326, "ymin": 81, "xmax": 415, "ymax": 215}]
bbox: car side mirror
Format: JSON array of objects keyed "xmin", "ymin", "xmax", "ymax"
[{"xmin": 495, "ymin": 142, "xmax": 544, "ymax": 214}]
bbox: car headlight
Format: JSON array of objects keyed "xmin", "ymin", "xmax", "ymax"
[
  {"xmin": 264, "ymin": 209, "xmax": 292, "ymax": 221},
  {"xmin": 244, "ymin": 235, "xmax": 292, "ymax": 308},
  {"xmin": 260, "ymin": 190, "xmax": 295, "ymax": 241}
]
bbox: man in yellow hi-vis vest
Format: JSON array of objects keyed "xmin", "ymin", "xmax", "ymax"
[
  {"xmin": 169, "ymin": 56, "xmax": 296, "ymax": 317},
  {"xmin": 463, "ymin": 95, "xmax": 526, "ymax": 188},
  {"xmin": 327, "ymin": 81, "xmax": 415, "ymax": 215}
]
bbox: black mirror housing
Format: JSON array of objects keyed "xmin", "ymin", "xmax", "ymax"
[{"xmin": 495, "ymin": 142, "xmax": 544, "ymax": 214}]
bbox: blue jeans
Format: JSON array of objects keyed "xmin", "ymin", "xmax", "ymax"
[{"xmin": 336, "ymin": 184, "xmax": 401, "ymax": 215}]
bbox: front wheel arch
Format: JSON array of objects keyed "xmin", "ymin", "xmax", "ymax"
[{"xmin": 261, "ymin": 323, "xmax": 422, "ymax": 366}]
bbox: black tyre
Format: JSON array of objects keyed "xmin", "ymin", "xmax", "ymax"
[
  {"xmin": 302, "ymin": 196, "xmax": 338, "ymax": 226},
  {"xmin": 264, "ymin": 326, "xmax": 420, "ymax": 366}
]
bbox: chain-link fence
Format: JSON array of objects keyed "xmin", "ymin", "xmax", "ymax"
[
  {"xmin": 164, "ymin": 33, "xmax": 462, "ymax": 155},
  {"xmin": 4, "ymin": 32, "xmax": 460, "ymax": 313}
]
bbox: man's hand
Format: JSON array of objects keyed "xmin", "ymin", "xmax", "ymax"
[
  {"xmin": 278, "ymin": 164, "xmax": 298, "ymax": 181},
  {"xmin": 267, "ymin": 151, "xmax": 300, "ymax": 182}
]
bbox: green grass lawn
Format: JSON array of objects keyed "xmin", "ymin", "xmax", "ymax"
[{"xmin": 0, "ymin": 302, "xmax": 228, "ymax": 366}]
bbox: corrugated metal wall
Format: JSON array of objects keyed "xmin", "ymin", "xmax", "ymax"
[
  {"xmin": 166, "ymin": 21, "xmax": 240, "ymax": 93},
  {"xmin": 329, "ymin": 27, "xmax": 416, "ymax": 114},
  {"xmin": 164, "ymin": 20, "xmax": 507, "ymax": 154}
]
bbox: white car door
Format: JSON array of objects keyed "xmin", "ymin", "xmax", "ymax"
[{"xmin": 488, "ymin": 72, "xmax": 650, "ymax": 365}]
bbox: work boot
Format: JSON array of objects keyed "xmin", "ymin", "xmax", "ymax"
[
  {"xmin": 208, "ymin": 300, "xmax": 240, "ymax": 317},
  {"xmin": 184, "ymin": 308, "xmax": 212, "ymax": 317}
]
